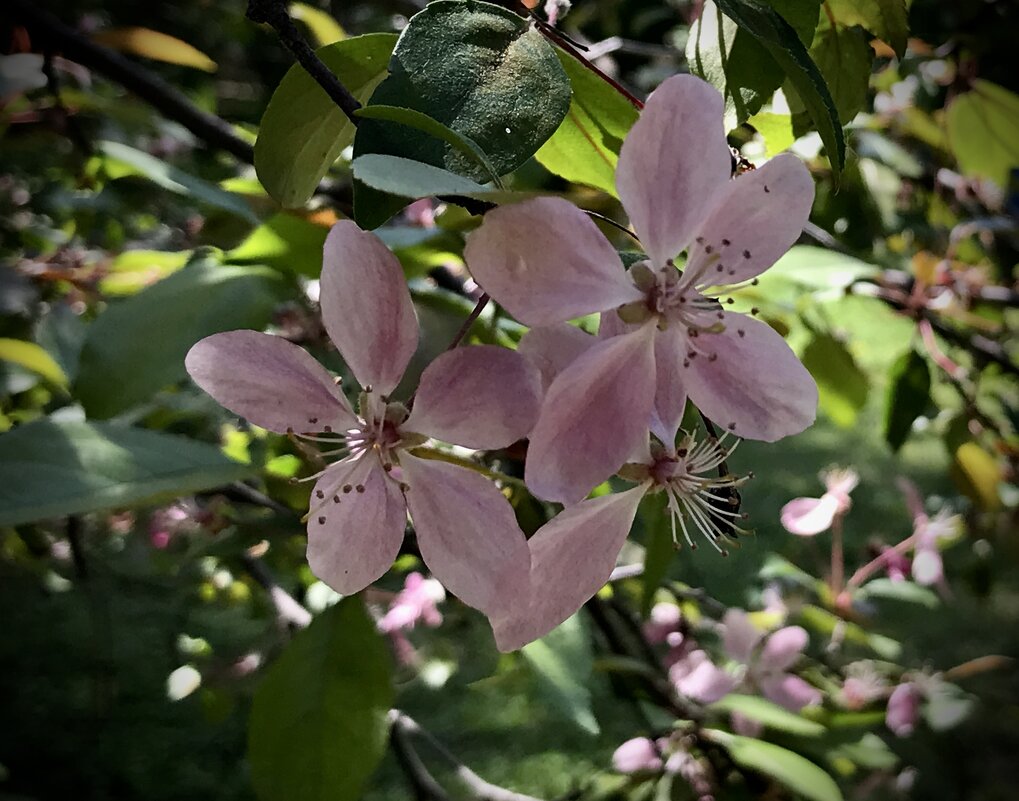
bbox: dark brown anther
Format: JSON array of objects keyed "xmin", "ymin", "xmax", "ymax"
[
  {"xmin": 355, "ymin": 484, "xmax": 365, "ymax": 493},
  {"xmin": 683, "ymin": 360, "xmax": 690, "ymax": 368},
  {"xmin": 751, "ymin": 278, "xmax": 759, "ymax": 286},
  {"xmin": 323, "ymin": 425, "xmax": 333, "ymax": 433},
  {"xmin": 676, "ymin": 448, "xmax": 688, "ymax": 457},
  {"xmin": 383, "ymin": 463, "xmax": 393, "ymax": 472},
  {"xmin": 365, "ymin": 385, "xmax": 373, "ymax": 393},
  {"xmin": 705, "ymin": 245, "xmax": 714, "ymax": 254},
  {"xmin": 717, "ymin": 311, "xmax": 724, "ymax": 319},
  {"xmin": 309, "ymin": 417, "xmax": 318, "ymax": 424},
  {"xmin": 315, "ymin": 490, "xmax": 324, "ymax": 499},
  {"xmin": 343, "ymin": 484, "xmax": 353, "ymax": 493},
  {"xmin": 737, "ymin": 329, "xmax": 746, "ymax": 338},
  {"xmin": 726, "ymin": 298, "xmax": 735, "ymax": 305},
  {"xmin": 333, "ymin": 496, "xmax": 341, "ymax": 503},
  {"xmin": 742, "ymin": 250, "xmax": 751, "ymax": 259},
  {"xmin": 722, "ymin": 238, "xmax": 731, "ymax": 246},
  {"xmin": 717, "ymin": 264, "xmax": 725, "ymax": 272},
  {"xmin": 763, "ymin": 185, "xmax": 770, "ymax": 193},
  {"xmin": 751, "ymin": 307, "xmax": 759, "ymax": 315},
  {"xmin": 728, "ymin": 422, "xmax": 737, "ymax": 431},
  {"xmin": 317, "ymin": 516, "xmax": 326, "ymax": 525},
  {"xmin": 696, "ymin": 236, "xmax": 705, "ymax": 244},
  {"xmin": 709, "ymin": 353, "xmax": 718, "ymax": 362}
]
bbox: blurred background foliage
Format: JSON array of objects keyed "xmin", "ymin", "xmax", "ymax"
[{"xmin": 0, "ymin": 0, "xmax": 1016, "ymax": 800}]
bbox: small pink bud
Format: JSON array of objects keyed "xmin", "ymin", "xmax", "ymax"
[
  {"xmin": 612, "ymin": 737, "xmax": 663, "ymax": 774},
  {"xmin": 887, "ymin": 682, "xmax": 922, "ymax": 737}
]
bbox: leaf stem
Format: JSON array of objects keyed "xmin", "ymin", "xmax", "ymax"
[{"xmin": 407, "ymin": 446, "xmax": 526, "ymax": 488}]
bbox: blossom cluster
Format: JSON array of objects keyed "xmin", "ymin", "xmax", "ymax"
[{"xmin": 185, "ymin": 75, "xmax": 820, "ymax": 650}]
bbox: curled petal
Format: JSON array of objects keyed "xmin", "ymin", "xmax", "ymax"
[
  {"xmin": 683, "ymin": 312, "xmax": 818, "ymax": 442},
  {"xmin": 492, "ymin": 485, "xmax": 646, "ymax": 652},
  {"xmin": 525, "ymin": 324, "xmax": 658, "ymax": 504},
  {"xmin": 616, "ymin": 75, "xmax": 732, "ymax": 266},
  {"xmin": 519, "ymin": 323, "xmax": 597, "ymax": 391},
  {"xmin": 780, "ymin": 495, "xmax": 840, "ymax": 536},
  {"xmin": 722, "ymin": 608, "xmax": 763, "ymax": 664},
  {"xmin": 651, "ymin": 327, "xmax": 688, "ymax": 446},
  {"xmin": 306, "ymin": 456, "xmax": 408, "ymax": 595},
  {"xmin": 404, "ymin": 345, "xmax": 542, "ymax": 449},
  {"xmin": 912, "ymin": 547, "xmax": 944, "ymax": 586},
  {"xmin": 612, "ymin": 738, "xmax": 663, "ymax": 774},
  {"xmin": 185, "ymin": 330, "xmax": 356, "ymax": 434},
  {"xmin": 670, "ymin": 650, "xmax": 738, "ymax": 704},
  {"xmin": 759, "ymin": 673, "xmax": 822, "ymax": 712},
  {"xmin": 401, "ymin": 453, "xmax": 530, "ymax": 615},
  {"xmin": 693, "ymin": 153, "xmax": 815, "ymax": 287},
  {"xmin": 464, "ymin": 197, "xmax": 642, "ymax": 326},
  {"xmin": 321, "ymin": 221, "xmax": 418, "ymax": 394},
  {"xmin": 760, "ymin": 626, "xmax": 809, "ymax": 672}
]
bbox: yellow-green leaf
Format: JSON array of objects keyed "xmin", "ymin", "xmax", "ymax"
[
  {"xmin": 0, "ymin": 338, "xmax": 69, "ymax": 390},
  {"xmin": 290, "ymin": 3, "xmax": 346, "ymax": 46},
  {"xmin": 92, "ymin": 27, "xmax": 217, "ymax": 72}
]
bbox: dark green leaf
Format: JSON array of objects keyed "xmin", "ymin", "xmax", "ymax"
[
  {"xmin": 639, "ymin": 493, "xmax": 675, "ymax": 617},
  {"xmin": 248, "ymin": 598, "xmax": 393, "ymax": 801},
  {"xmin": 883, "ymin": 349, "xmax": 931, "ymax": 452},
  {"xmin": 798, "ymin": 16, "xmax": 873, "ymax": 126},
  {"xmin": 351, "ymin": 154, "xmax": 518, "ymax": 201},
  {"xmin": 225, "ymin": 214, "xmax": 329, "ymax": 277},
  {"xmin": 946, "ymin": 80, "xmax": 1019, "ymax": 188},
  {"xmin": 0, "ymin": 419, "xmax": 251, "ymax": 525},
  {"xmin": 825, "ymin": 0, "xmax": 909, "ymax": 57},
  {"xmin": 254, "ymin": 33, "xmax": 397, "ymax": 208},
  {"xmin": 535, "ymin": 49, "xmax": 639, "ymax": 195},
  {"xmin": 521, "ymin": 615, "xmax": 600, "ymax": 735},
  {"xmin": 75, "ymin": 260, "xmax": 289, "ymax": 418},
  {"xmin": 710, "ymin": 695, "xmax": 827, "ymax": 736},
  {"xmin": 352, "ymin": 0, "xmax": 571, "ymax": 227},
  {"xmin": 801, "ymin": 333, "xmax": 869, "ymax": 428}
]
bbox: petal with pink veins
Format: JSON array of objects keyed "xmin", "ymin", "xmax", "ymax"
[
  {"xmin": 401, "ymin": 453, "xmax": 530, "ymax": 615},
  {"xmin": 525, "ymin": 323, "xmax": 658, "ymax": 504},
  {"xmin": 651, "ymin": 326, "xmax": 688, "ymax": 446},
  {"xmin": 306, "ymin": 456, "xmax": 408, "ymax": 595},
  {"xmin": 760, "ymin": 626, "xmax": 809, "ymax": 672},
  {"xmin": 780, "ymin": 495, "xmax": 840, "ymax": 536},
  {"xmin": 683, "ymin": 312, "xmax": 818, "ymax": 442},
  {"xmin": 320, "ymin": 221, "xmax": 419, "ymax": 395},
  {"xmin": 758, "ymin": 673, "xmax": 822, "ymax": 712},
  {"xmin": 403, "ymin": 345, "xmax": 542, "ymax": 449},
  {"xmin": 463, "ymin": 197, "xmax": 642, "ymax": 326},
  {"xmin": 185, "ymin": 330, "xmax": 357, "ymax": 434},
  {"xmin": 519, "ymin": 324, "xmax": 597, "ymax": 391},
  {"xmin": 492, "ymin": 485, "xmax": 646, "ymax": 651},
  {"xmin": 616, "ymin": 75, "xmax": 732, "ymax": 266},
  {"xmin": 691, "ymin": 153, "xmax": 815, "ymax": 287}
]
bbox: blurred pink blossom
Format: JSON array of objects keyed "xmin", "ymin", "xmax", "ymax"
[
  {"xmin": 886, "ymin": 682, "xmax": 923, "ymax": 737},
  {"xmin": 378, "ymin": 572, "xmax": 445, "ymax": 634},
  {"xmin": 898, "ymin": 478, "xmax": 960, "ymax": 588},
  {"xmin": 612, "ymin": 737, "xmax": 663, "ymax": 773},
  {"xmin": 780, "ymin": 467, "xmax": 858, "ymax": 536},
  {"xmin": 643, "ymin": 602, "xmax": 682, "ymax": 645}
]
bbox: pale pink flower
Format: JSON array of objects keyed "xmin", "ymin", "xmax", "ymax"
[
  {"xmin": 880, "ymin": 545, "xmax": 911, "ymax": 583},
  {"xmin": 840, "ymin": 662, "xmax": 888, "ymax": 710},
  {"xmin": 612, "ymin": 737, "xmax": 663, "ymax": 773},
  {"xmin": 466, "ymin": 74, "xmax": 817, "ymax": 503},
  {"xmin": 490, "ymin": 432, "xmax": 748, "ymax": 651},
  {"xmin": 378, "ymin": 572, "xmax": 445, "ymax": 633},
  {"xmin": 886, "ymin": 682, "xmax": 922, "ymax": 737},
  {"xmin": 670, "ymin": 649, "xmax": 738, "ymax": 704},
  {"xmin": 186, "ymin": 222, "xmax": 541, "ymax": 617},
  {"xmin": 899, "ymin": 478, "xmax": 960, "ymax": 588},
  {"xmin": 780, "ymin": 467, "xmax": 857, "ymax": 536},
  {"xmin": 643, "ymin": 602, "xmax": 683, "ymax": 644}
]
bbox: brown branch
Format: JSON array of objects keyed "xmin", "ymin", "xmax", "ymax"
[
  {"xmin": 9, "ymin": 0, "xmax": 254, "ymax": 164},
  {"xmin": 445, "ymin": 293, "xmax": 490, "ymax": 350}
]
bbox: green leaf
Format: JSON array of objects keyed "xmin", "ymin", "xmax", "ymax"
[
  {"xmin": 883, "ymin": 349, "xmax": 931, "ymax": 452},
  {"xmin": 75, "ymin": 260, "xmax": 289, "ymax": 418},
  {"xmin": 0, "ymin": 419, "xmax": 252, "ymax": 526},
  {"xmin": 100, "ymin": 249, "xmax": 192, "ymax": 295},
  {"xmin": 713, "ymin": 0, "xmax": 845, "ymax": 177},
  {"xmin": 289, "ymin": 2, "xmax": 346, "ymax": 46},
  {"xmin": 923, "ymin": 682, "xmax": 975, "ymax": 731},
  {"xmin": 798, "ymin": 15, "xmax": 873, "ymax": 126},
  {"xmin": 946, "ymin": 80, "xmax": 1019, "ymax": 188},
  {"xmin": 92, "ymin": 27, "xmax": 218, "ymax": 72},
  {"xmin": 351, "ymin": 154, "xmax": 517, "ymax": 201},
  {"xmin": 799, "ymin": 605, "xmax": 901, "ymax": 659},
  {"xmin": 801, "ymin": 333, "xmax": 869, "ymax": 428},
  {"xmin": 825, "ymin": 0, "xmax": 909, "ymax": 57},
  {"xmin": 352, "ymin": 0, "xmax": 571, "ymax": 227},
  {"xmin": 710, "ymin": 694, "xmax": 827, "ymax": 736},
  {"xmin": 0, "ymin": 338, "xmax": 69, "ymax": 390},
  {"xmin": 765, "ymin": 246, "xmax": 879, "ymax": 291},
  {"xmin": 535, "ymin": 50, "xmax": 639, "ymax": 196},
  {"xmin": 856, "ymin": 578, "xmax": 939, "ymax": 608},
  {"xmin": 639, "ymin": 494, "xmax": 675, "ymax": 617},
  {"xmin": 226, "ymin": 214, "xmax": 329, "ymax": 277},
  {"xmin": 254, "ymin": 33, "xmax": 397, "ymax": 208},
  {"xmin": 98, "ymin": 141, "xmax": 256, "ymax": 222},
  {"xmin": 521, "ymin": 614, "xmax": 600, "ymax": 735},
  {"xmin": 248, "ymin": 598, "xmax": 393, "ymax": 801},
  {"xmin": 706, "ymin": 731, "xmax": 844, "ymax": 801}
]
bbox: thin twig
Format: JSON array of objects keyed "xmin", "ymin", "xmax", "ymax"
[
  {"xmin": 445, "ymin": 293, "xmax": 491, "ymax": 350},
  {"xmin": 390, "ymin": 715, "xmax": 454, "ymax": 801}
]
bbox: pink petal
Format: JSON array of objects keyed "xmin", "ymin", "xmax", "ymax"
[
  {"xmin": 693, "ymin": 153, "xmax": 815, "ymax": 287},
  {"xmin": 525, "ymin": 324, "xmax": 658, "ymax": 504},
  {"xmin": 651, "ymin": 327, "xmax": 688, "ymax": 445},
  {"xmin": 598, "ymin": 307, "xmax": 632, "ymax": 339},
  {"xmin": 463, "ymin": 197, "xmax": 643, "ymax": 326},
  {"xmin": 912, "ymin": 548, "xmax": 943, "ymax": 586},
  {"xmin": 886, "ymin": 683, "xmax": 921, "ymax": 737},
  {"xmin": 759, "ymin": 673, "xmax": 822, "ymax": 712},
  {"xmin": 321, "ymin": 221, "xmax": 418, "ymax": 394},
  {"xmin": 780, "ymin": 495, "xmax": 839, "ymax": 536},
  {"xmin": 612, "ymin": 738, "xmax": 663, "ymax": 774},
  {"xmin": 306, "ymin": 456, "xmax": 408, "ymax": 594},
  {"xmin": 518, "ymin": 324, "xmax": 597, "ymax": 391},
  {"xmin": 683, "ymin": 312, "xmax": 818, "ymax": 442},
  {"xmin": 403, "ymin": 345, "xmax": 542, "ymax": 449},
  {"xmin": 722, "ymin": 609, "xmax": 763, "ymax": 663},
  {"xmin": 670, "ymin": 650, "xmax": 737, "ymax": 704},
  {"xmin": 616, "ymin": 75, "xmax": 732, "ymax": 266},
  {"xmin": 491, "ymin": 485, "xmax": 646, "ymax": 652},
  {"xmin": 185, "ymin": 330, "xmax": 356, "ymax": 434},
  {"xmin": 760, "ymin": 626, "xmax": 809, "ymax": 672},
  {"xmin": 401, "ymin": 453, "xmax": 530, "ymax": 615}
]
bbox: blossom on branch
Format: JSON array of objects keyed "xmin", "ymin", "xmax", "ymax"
[{"xmin": 780, "ymin": 467, "xmax": 858, "ymax": 536}]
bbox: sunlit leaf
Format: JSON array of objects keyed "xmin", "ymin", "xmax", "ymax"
[
  {"xmin": 799, "ymin": 15, "xmax": 872, "ymax": 126},
  {"xmin": 802, "ymin": 333, "xmax": 869, "ymax": 427},
  {"xmin": 100, "ymin": 249, "xmax": 192, "ymax": 295},
  {"xmin": 289, "ymin": 2, "xmax": 346, "ymax": 46},
  {"xmin": 856, "ymin": 578, "xmax": 939, "ymax": 608},
  {"xmin": 710, "ymin": 694, "xmax": 827, "ymax": 736},
  {"xmin": 951, "ymin": 441, "xmax": 1001, "ymax": 511},
  {"xmin": 92, "ymin": 27, "xmax": 217, "ymax": 72},
  {"xmin": 946, "ymin": 80, "xmax": 1019, "ymax": 188},
  {"xmin": 351, "ymin": 154, "xmax": 517, "ymax": 201},
  {"xmin": 825, "ymin": 0, "xmax": 909, "ymax": 58},
  {"xmin": 0, "ymin": 338, "xmax": 69, "ymax": 390},
  {"xmin": 226, "ymin": 213, "xmax": 329, "ymax": 277},
  {"xmin": 521, "ymin": 615, "xmax": 600, "ymax": 735}
]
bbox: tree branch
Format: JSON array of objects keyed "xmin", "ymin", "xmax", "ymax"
[{"xmin": 9, "ymin": 0, "xmax": 254, "ymax": 164}]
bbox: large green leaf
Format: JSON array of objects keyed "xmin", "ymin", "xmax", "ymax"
[
  {"xmin": 0, "ymin": 338, "xmax": 69, "ymax": 390},
  {"xmin": 535, "ymin": 50, "xmax": 639, "ymax": 196},
  {"xmin": 350, "ymin": 154, "xmax": 518, "ymax": 202},
  {"xmin": 352, "ymin": 0, "xmax": 571, "ymax": 227},
  {"xmin": 801, "ymin": 333, "xmax": 869, "ymax": 428},
  {"xmin": 0, "ymin": 419, "xmax": 252, "ymax": 526},
  {"xmin": 248, "ymin": 598, "xmax": 393, "ymax": 801},
  {"xmin": 799, "ymin": 15, "xmax": 873, "ymax": 126},
  {"xmin": 765, "ymin": 246, "xmax": 879, "ymax": 291},
  {"xmin": 883, "ymin": 349, "xmax": 931, "ymax": 452},
  {"xmin": 75, "ymin": 260, "xmax": 289, "ymax": 418},
  {"xmin": 706, "ymin": 730, "xmax": 844, "ymax": 801},
  {"xmin": 710, "ymin": 694, "xmax": 827, "ymax": 736},
  {"xmin": 225, "ymin": 214, "xmax": 329, "ymax": 277},
  {"xmin": 521, "ymin": 615, "xmax": 600, "ymax": 735},
  {"xmin": 825, "ymin": 0, "xmax": 909, "ymax": 57},
  {"xmin": 713, "ymin": 0, "xmax": 845, "ymax": 176},
  {"xmin": 254, "ymin": 33, "xmax": 397, "ymax": 208},
  {"xmin": 946, "ymin": 80, "xmax": 1019, "ymax": 188}
]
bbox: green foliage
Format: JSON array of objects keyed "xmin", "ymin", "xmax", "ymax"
[
  {"xmin": 226, "ymin": 213, "xmax": 329, "ymax": 277},
  {"xmin": 352, "ymin": 0, "xmax": 571, "ymax": 227},
  {"xmin": 75, "ymin": 258, "xmax": 289, "ymax": 418},
  {"xmin": 521, "ymin": 615, "xmax": 600, "ymax": 735},
  {"xmin": 709, "ymin": 694, "xmax": 827, "ymax": 736},
  {"xmin": 248, "ymin": 599, "xmax": 394, "ymax": 801},
  {"xmin": 946, "ymin": 80, "xmax": 1019, "ymax": 187},
  {"xmin": 351, "ymin": 154, "xmax": 514, "ymax": 201},
  {"xmin": 801, "ymin": 333, "xmax": 870, "ymax": 428},
  {"xmin": 254, "ymin": 34, "xmax": 397, "ymax": 208},
  {"xmin": 0, "ymin": 419, "xmax": 251, "ymax": 525},
  {"xmin": 798, "ymin": 14, "xmax": 873, "ymax": 127},
  {"xmin": 883, "ymin": 349, "xmax": 931, "ymax": 452},
  {"xmin": 826, "ymin": 0, "xmax": 909, "ymax": 57}
]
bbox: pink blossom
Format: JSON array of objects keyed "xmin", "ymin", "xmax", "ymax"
[
  {"xmin": 840, "ymin": 662, "xmax": 888, "ymax": 709},
  {"xmin": 378, "ymin": 572, "xmax": 445, "ymax": 633},
  {"xmin": 899, "ymin": 478, "xmax": 960, "ymax": 588},
  {"xmin": 466, "ymin": 75, "xmax": 817, "ymax": 504},
  {"xmin": 880, "ymin": 545, "xmax": 912, "ymax": 583},
  {"xmin": 780, "ymin": 467, "xmax": 857, "ymax": 536},
  {"xmin": 886, "ymin": 682, "xmax": 922, "ymax": 737},
  {"xmin": 186, "ymin": 222, "xmax": 541, "ymax": 618},
  {"xmin": 612, "ymin": 737, "xmax": 663, "ymax": 773},
  {"xmin": 669, "ymin": 649, "xmax": 738, "ymax": 704},
  {"xmin": 643, "ymin": 602, "xmax": 682, "ymax": 644}
]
